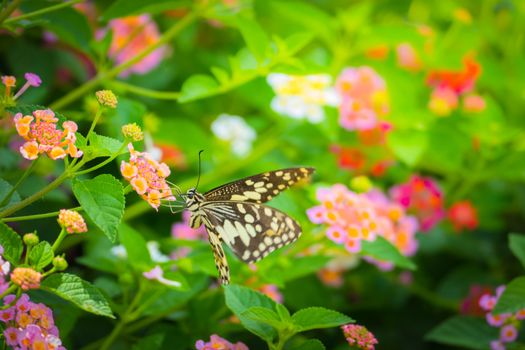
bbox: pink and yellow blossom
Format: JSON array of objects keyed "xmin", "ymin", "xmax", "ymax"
[
  {"xmin": 10, "ymin": 268, "xmax": 41, "ymax": 290},
  {"xmin": 57, "ymin": 209, "xmax": 88, "ymax": 234},
  {"xmin": 195, "ymin": 334, "xmax": 248, "ymax": 350},
  {"xmin": 341, "ymin": 324, "xmax": 378, "ymax": 350}
]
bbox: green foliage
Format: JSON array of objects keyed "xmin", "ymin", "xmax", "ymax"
[
  {"xmin": 426, "ymin": 316, "xmax": 498, "ymax": 350},
  {"xmin": 119, "ymin": 223, "xmax": 152, "ymax": 270},
  {"xmin": 509, "ymin": 233, "xmax": 525, "ymax": 269},
  {"xmin": 29, "ymin": 241, "xmax": 54, "ymax": 271},
  {"xmin": 40, "ymin": 273, "xmax": 114, "ymax": 318},
  {"xmin": 0, "ymin": 221, "xmax": 23, "ymax": 264},
  {"xmin": 291, "ymin": 307, "xmax": 353, "ymax": 332},
  {"xmin": 361, "ymin": 236, "xmax": 416, "ymax": 270},
  {"xmin": 493, "ymin": 276, "xmax": 525, "ymax": 315},
  {"xmin": 0, "ymin": 178, "xmax": 20, "ymax": 211},
  {"xmin": 72, "ymin": 174, "xmax": 125, "ymax": 242}
]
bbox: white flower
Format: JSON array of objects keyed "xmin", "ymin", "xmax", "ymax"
[
  {"xmin": 147, "ymin": 241, "xmax": 170, "ymax": 263},
  {"xmin": 211, "ymin": 114, "xmax": 256, "ymax": 156},
  {"xmin": 267, "ymin": 73, "xmax": 340, "ymax": 123},
  {"xmin": 111, "ymin": 245, "xmax": 127, "ymax": 259}
]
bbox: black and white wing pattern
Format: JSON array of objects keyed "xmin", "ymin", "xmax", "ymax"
[
  {"xmin": 204, "ymin": 167, "xmax": 315, "ymax": 204},
  {"xmin": 201, "ymin": 201, "xmax": 302, "ymax": 263}
]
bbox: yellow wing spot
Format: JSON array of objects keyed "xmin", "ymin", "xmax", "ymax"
[
  {"xmin": 231, "ymin": 194, "xmax": 247, "ymax": 201},
  {"xmin": 275, "ymin": 171, "xmax": 284, "ymax": 176},
  {"xmin": 265, "ymin": 229, "xmax": 276, "ymax": 236}
]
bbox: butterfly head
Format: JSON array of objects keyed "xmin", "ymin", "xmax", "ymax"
[{"xmin": 184, "ymin": 188, "xmax": 204, "ymax": 207}]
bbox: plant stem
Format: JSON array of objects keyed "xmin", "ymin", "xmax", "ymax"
[
  {"xmin": 51, "ymin": 228, "xmax": 67, "ymax": 252},
  {"xmin": 85, "ymin": 108, "xmax": 103, "ymax": 142},
  {"xmin": 0, "ymin": 158, "xmax": 39, "ymax": 208},
  {"xmin": 1, "ymin": 206, "xmax": 82, "ymax": 223},
  {"xmin": 75, "ymin": 142, "xmax": 127, "ymax": 176},
  {"xmin": 0, "ymin": 0, "xmax": 22, "ymax": 26},
  {"xmin": 3, "ymin": 0, "xmax": 82, "ymax": 24},
  {"xmin": 109, "ymin": 80, "xmax": 181, "ymax": 100},
  {"xmin": 49, "ymin": 9, "xmax": 201, "ymax": 110},
  {"xmin": 0, "ymin": 171, "xmax": 71, "ymax": 219},
  {"xmin": 0, "ymin": 284, "xmax": 16, "ymax": 300}
]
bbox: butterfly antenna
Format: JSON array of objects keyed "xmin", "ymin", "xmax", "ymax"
[{"xmin": 195, "ymin": 150, "xmax": 204, "ymax": 191}]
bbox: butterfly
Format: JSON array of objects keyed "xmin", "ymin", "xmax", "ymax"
[{"xmin": 180, "ymin": 167, "xmax": 315, "ymax": 285}]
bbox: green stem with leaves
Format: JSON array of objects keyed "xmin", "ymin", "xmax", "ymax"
[
  {"xmin": 3, "ymin": 0, "xmax": 82, "ymax": 25},
  {"xmin": 75, "ymin": 142, "xmax": 127, "ymax": 176},
  {"xmin": 1, "ymin": 206, "xmax": 82, "ymax": 223},
  {"xmin": 49, "ymin": 8, "xmax": 202, "ymax": 110},
  {"xmin": 51, "ymin": 228, "xmax": 67, "ymax": 252},
  {"xmin": 109, "ymin": 80, "xmax": 181, "ymax": 100},
  {"xmin": 0, "ymin": 0, "xmax": 22, "ymax": 25}
]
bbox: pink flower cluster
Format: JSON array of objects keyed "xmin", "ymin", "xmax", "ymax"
[
  {"xmin": 195, "ymin": 334, "xmax": 248, "ymax": 350},
  {"xmin": 258, "ymin": 284, "xmax": 283, "ymax": 303},
  {"xmin": 121, "ymin": 143, "xmax": 175, "ymax": 210},
  {"xmin": 390, "ymin": 175, "xmax": 445, "ymax": 231},
  {"xmin": 0, "ymin": 245, "xmax": 10, "ymax": 294},
  {"xmin": 1, "ymin": 294, "xmax": 65, "ymax": 350},
  {"xmin": 107, "ymin": 15, "xmax": 168, "ymax": 77},
  {"xmin": 335, "ymin": 67, "xmax": 389, "ymax": 131},
  {"xmin": 307, "ymin": 184, "xmax": 419, "ymax": 270},
  {"xmin": 342, "ymin": 324, "xmax": 378, "ymax": 350},
  {"xmin": 13, "ymin": 109, "xmax": 83, "ymax": 161},
  {"xmin": 479, "ymin": 286, "xmax": 524, "ymax": 350}
]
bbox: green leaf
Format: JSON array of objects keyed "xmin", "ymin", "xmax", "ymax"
[
  {"xmin": 493, "ymin": 276, "xmax": 525, "ymax": 314},
  {"xmin": 426, "ymin": 316, "xmax": 497, "ymax": 350},
  {"xmin": 0, "ymin": 178, "xmax": 20, "ymax": 211},
  {"xmin": 41, "ymin": 273, "xmax": 114, "ymax": 318},
  {"xmin": 40, "ymin": 8, "xmax": 92, "ymax": 52},
  {"xmin": 119, "ymin": 223, "xmax": 152, "ymax": 270},
  {"xmin": 291, "ymin": 307, "xmax": 353, "ymax": 332},
  {"xmin": 29, "ymin": 241, "xmax": 54, "ymax": 271},
  {"xmin": 289, "ymin": 339, "xmax": 326, "ymax": 350},
  {"xmin": 178, "ymin": 75, "xmax": 219, "ymax": 103},
  {"xmin": 0, "ymin": 221, "xmax": 23, "ymax": 264},
  {"xmin": 361, "ymin": 236, "xmax": 417, "ymax": 270},
  {"xmin": 234, "ymin": 17, "xmax": 270, "ymax": 62},
  {"xmin": 223, "ymin": 285, "xmax": 277, "ymax": 342},
  {"xmin": 102, "ymin": 0, "xmax": 189, "ymax": 20},
  {"xmin": 276, "ymin": 303, "xmax": 291, "ymax": 322},
  {"xmin": 72, "ymin": 175, "xmax": 125, "ymax": 242},
  {"xmin": 387, "ymin": 129, "xmax": 428, "ymax": 167},
  {"xmin": 509, "ymin": 233, "xmax": 525, "ymax": 269},
  {"xmin": 88, "ymin": 133, "xmax": 124, "ymax": 158},
  {"xmin": 241, "ymin": 306, "xmax": 287, "ymax": 330}
]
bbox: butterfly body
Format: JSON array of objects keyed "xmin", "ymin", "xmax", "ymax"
[{"xmin": 184, "ymin": 167, "xmax": 315, "ymax": 285}]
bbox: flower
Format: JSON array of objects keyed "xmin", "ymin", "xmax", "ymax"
[
  {"xmin": 427, "ymin": 55, "xmax": 481, "ymax": 95},
  {"xmin": 336, "ymin": 67, "xmax": 389, "ymax": 131},
  {"xmin": 13, "ymin": 73, "xmax": 42, "ymax": 100},
  {"xmin": 0, "ymin": 245, "xmax": 11, "ymax": 294},
  {"xmin": 390, "ymin": 175, "xmax": 445, "ymax": 231},
  {"xmin": 461, "ymin": 285, "xmax": 494, "ymax": 316},
  {"xmin": 195, "ymin": 334, "xmax": 249, "ymax": 350},
  {"xmin": 428, "ymin": 87, "xmax": 459, "ymax": 116},
  {"xmin": 2, "ymin": 75, "xmax": 16, "ymax": 87},
  {"xmin": 107, "ymin": 15, "xmax": 168, "ymax": 77},
  {"xmin": 1, "ymin": 294, "xmax": 64, "ymax": 349},
  {"xmin": 267, "ymin": 73, "xmax": 339, "ymax": 123},
  {"xmin": 479, "ymin": 285, "xmax": 522, "ymax": 349},
  {"xmin": 146, "ymin": 241, "xmax": 170, "ymax": 263},
  {"xmin": 396, "ymin": 43, "xmax": 422, "ymax": 71},
  {"xmin": 330, "ymin": 145, "xmax": 366, "ymax": 171},
  {"xmin": 448, "ymin": 201, "xmax": 478, "ymax": 231},
  {"xmin": 10, "ymin": 267, "xmax": 42, "ymax": 290},
  {"xmin": 463, "ymin": 94, "xmax": 486, "ymax": 113},
  {"xmin": 143, "ymin": 265, "xmax": 181, "ymax": 287},
  {"xmin": 172, "ymin": 211, "xmax": 207, "ymax": 240},
  {"xmin": 259, "ymin": 284, "xmax": 283, "ymax": 303},
  {"xmin": 341, "ymin": 324, "xmax": 378, "ymax": 350},
  {"xmin": 122, "ymin": 123, "xmax": 143, "ymax": 141},
  {"xmin": 120, "ymin": 143, "xmax": 175, "ymax": 210},
  {"xmin": 13, "ymin": 109, "xmax": 83, "ymax": 161},
  {"xmin": 307, "ymin": 184, "xmax": 419, "ymax": 270},
  {"xmin": 211, "ymin": 114, "xmax": 256, "ymax": 156},
  {"xmin": 58, "ymin": 209, "xmax": 88, "ymax": 233},
  {"xmin": 318, "ymin": 268, "xmax": 344, "ymax": 287},
  {"xmin": 95, "ymin": 90, "xmax": 118, "ymax": 108}
]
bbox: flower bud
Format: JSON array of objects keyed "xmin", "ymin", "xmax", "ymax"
[
  {"xmin": 52, "ymin": 256, "xmax": 68, "ymax": 271},
  {"xmin": 95, "ymin": 90, "xmax": 118, "ymax": 108},
  {"xmin": 23, "ymin": 233, "xmax": 39, "ymax": 247},
  {"xmin": 350, "ymin": 176, "xmax": 373, "ymax": 193},
  {"xmin": 122, "ymin": 123, "xmax": 144, "ymax": 142},
  {"xmin": 10, "ymin": 267, "xmax": 42, "ymax": 290}
]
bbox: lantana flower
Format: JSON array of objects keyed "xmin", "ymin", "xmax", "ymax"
[
  {"xmin": 267, "ymin": 73, "xmax": 339, "ymax": 123},
  {"xmin": 396, "ymin": 43, "xmax": 422, "ymax": 71},
  {"xmin": 1, "ymin": 294, "xmax": 65, "ymax": 349},
  {"xmin": 0, "ymin": 245, "xmax": 11, "ymax": 294},
  {"xmin": 107, "ymin": 15, "xmax": 168, "ymax": 77},
  {"xmin": 211, "ymin": 114, "xmax": 256, "ymax": 157},
  {"xmin": 143, "ymin": 265, "xmax": 181, "ymax": 287},
  {"xmin": 121, "ymin": 143, "xmax": 175, "ymax": 210},
  {"xmin": 448, "ymin": 200, "xmax": 479, "ymax": 232},
  {"xmin": 390, "ymin": 175, "xmax": 445, "ymax": 231},
  {"xmin": 341, "ymin": 324, "xmax": 378, "ymax": 350},
  {"xmin": 10, "ymin": 267, "xmax": 41, "ymax": 290},
  {"xmin": 195, "ymin": 334, "xmax": 248, "ymax": 350},
  {"xmin": 57, "ymin": 209, "xmax": 88, "ymax": 233},
  {"xmin": 13, "ymin": 109, "xmax": 83, "ymax": 161},
  {"xmin": 479, "ymin": 285, "xmax": 524, "ymax": 349},
  {"xmin": 336, "ymin": 67, "xmax": 389, "ymax": 131}
]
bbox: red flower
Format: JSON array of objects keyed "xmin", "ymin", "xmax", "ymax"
[
  {"xmin": 448, "ymin": 200, "xmax": 478, "ymax": 231},
  {"xmin": 330, "ymin": 145, "xmax": 366, "ymax": 171},
  {"xmin": 461, "ymin": 285, "xmax": 493, "ymax": 316},
  {"xmin": 426, "ymin": 55, "xmax": 481, "ymax": 95}
]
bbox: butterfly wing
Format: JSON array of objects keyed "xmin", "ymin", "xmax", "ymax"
[
  {"xmin": 203, "ymin": 220, "xmax": 231, "ymax": 285},
  {"xmin": 201, "ymin": 201, "xmax": 302, "ymax": 263},
  {"xmin": 204, "ymin": 167, "xmax": 315, "ymax": 204}
]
